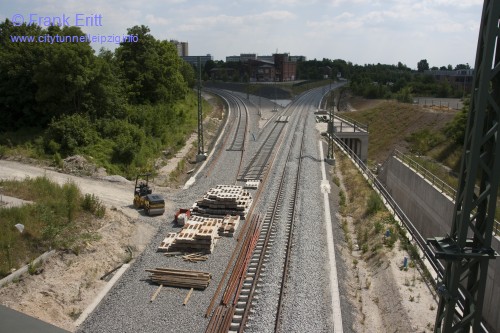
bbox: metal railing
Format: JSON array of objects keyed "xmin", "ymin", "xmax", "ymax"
[
  {"xmin": 393, "ymin": 149, "xmax": 500, "ymax": 236},
  {"xmin": 334, "ymin": 115, "xmax": 368, "ymax": 133},
  {"xmin": 393, "ymin": 150, "xmax": 457, "ymax": 199},
  {"xmin": 332, "ymin": 135, "xmax": 490, "ymax": 332}
]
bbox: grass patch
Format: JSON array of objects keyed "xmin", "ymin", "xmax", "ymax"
[
  {"xmin": 336, "ymin": 152, "xmax": 403, "ymax": 262},
  {"xmin": 0, "ymin": 176, "xmax": 105, "ymax": 278},
  {"xmin": 341, "ymin": 100, "xmax": 455, "ymax": 167}
]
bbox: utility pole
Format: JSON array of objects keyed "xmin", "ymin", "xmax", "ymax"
[
  {"xmin": 427, "ymin": 1, "xmax": 500, "ymax": 331},
  {"xmin": 196, "ymin": 56, "xmax": 206, "ymax": 162}
]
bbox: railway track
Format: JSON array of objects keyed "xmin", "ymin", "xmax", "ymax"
[
  {"xmin": 233, "ymin": 111, "xmax": 307, "ymax": 333},
  {"xmin": 204, "ymin": 89, "xmax": 249, "ymax": 180},
  {"xmin": 225, "ymin": 93, "xmax": 248, "ymax": 152},
  {"xmin": 204, "ymin": 92, "xmax": 314, "ymax": 333},
  {"xmin": 205, "ymin": 86, "xmax": 339, "ymax": 333},
  {"xmin": 237, "ymin": 89, "xmax": 318, "ymax": 181}
]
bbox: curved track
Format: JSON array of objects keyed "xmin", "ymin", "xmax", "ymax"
[
  {"xmin": 237, "ymin": 89, "xmax": 320, "ymax": 181},
  {"xmin": 205, "ymin": 86, "xmax": 340, "ymax": 333},
  {"xmin": 204, "ymin": 88, "xmax": 250, "ymax": 181}
]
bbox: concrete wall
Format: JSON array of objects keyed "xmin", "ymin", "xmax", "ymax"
[{"xmin": 379, "ymin": 156, "xmax": 500, "ymax": 333}]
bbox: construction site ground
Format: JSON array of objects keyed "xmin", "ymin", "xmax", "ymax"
[{"xmin": 0, "ymin": 95, "xmax": 441, "ymax": 332}]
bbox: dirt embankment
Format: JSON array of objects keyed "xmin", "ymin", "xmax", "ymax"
[
  {"xmin": 0, "ymin": 93, "xmax": 226, "ymax": 331},
  {"xmin": 0, "ymin": 204, "xmax": 159, "ymax": 332}
]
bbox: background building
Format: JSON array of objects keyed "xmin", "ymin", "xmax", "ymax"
[
  {"xmin": 424, "ymin": 69, "xmax": 474, "ymax": 93},
  {"xmin": 170, "ymin": 40, "xmax": 188, "ymax": 57},
  {"xmin": 182, "ymin": 54, "xmax": 213, "ymax": 67}
]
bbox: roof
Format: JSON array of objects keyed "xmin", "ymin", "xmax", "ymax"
[
  {"xmin": 146, "ymin": 194, "xmax": 164, "ymax": 202},
  {"xmin": 0, "ymin": 305, "xmax": 70, "ymax": 333}
]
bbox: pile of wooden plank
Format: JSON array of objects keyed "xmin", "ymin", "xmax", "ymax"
[
  {"xmin": 146, "ymin": 267, "xmax": 211, "ymax": 289},
  {"xmin": 192, "ymin": 185, "xmax": 252, "ymax": 218},
  {"xmin": 183, "ymin": 253, "xmax": 208, "ymax": 262},
  {"xmin": 244, "ymin": 179, "xmax": 260, "ymax": 189}
]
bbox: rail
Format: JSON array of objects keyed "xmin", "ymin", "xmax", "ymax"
[{"xmin": 393, "ymin": 149, "xmax": 500, "ymax": 236}]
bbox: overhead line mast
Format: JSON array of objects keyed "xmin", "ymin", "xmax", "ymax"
[
  {"xmin": 428, "ymin": 1, "xmax": 500, "ymax": 332},
  {"xmin": 197, "ymin": 56, "xmax": 206, "ymax": 162}
]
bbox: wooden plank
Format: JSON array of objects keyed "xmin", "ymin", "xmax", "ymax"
[
  {"xmin": 183, "ymin": 288, "xmax": 194, "ymax": 306},
  {"xmin": 150, "ymin": 284, "xmax": 163, "ymax": 302}
]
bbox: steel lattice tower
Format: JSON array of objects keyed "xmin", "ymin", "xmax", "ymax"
[{"xmin": 428, "ymin": 1, "xmax": 500, "ymax": 332}]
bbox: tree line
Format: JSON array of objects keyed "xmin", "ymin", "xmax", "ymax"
[
  {"xmin": 202, "ymin": 57, "xmax": 471, "ymax": 101},
  {"xmin": 0, "ymin": 20, "xmax": 197, "ymax": 175}
]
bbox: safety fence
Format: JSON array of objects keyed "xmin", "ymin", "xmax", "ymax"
[
  {"xmin": 334, "ymin": 115, "xmax": 368, "ymax": 133},
  {"xmin": 413, "ymin": 98, "xmax": 463, "ymax": 110},
  {"xmin": 393, "ymin": 149, "xmax": 500, "ymax": 236},
  {"xmin": 332, "ymin": 136, "xmax": 444, "ymax": 277},
  {"xmin": 332, "ymin": 135, "xmax": 491, "ymax": 332}
]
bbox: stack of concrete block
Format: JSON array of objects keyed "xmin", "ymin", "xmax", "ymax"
[
  {"xmin": 158, "ymin": 218, "xmax": 221, "ymax": 253},
  {"xmin": 158, "ymin": 232, "xmax": 177, "ymax": 252},
  {"xmin": 219, "ymin": 215, "xmax": 240, "ymax": 237},
  {"xmin": 192, "ymin": 185, "xmax": 252, "ymax": 218}
]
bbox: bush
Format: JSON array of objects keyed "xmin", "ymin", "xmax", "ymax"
[
  {"xmin": 81, "ymin": 193, "xmax": 106, "ymax": 218},
  {"xmin": 407, "ymin": 129, "xmax": 445, "ymax": 154},
  {"xmin": 444, "ymin": 99, "xmax": 470, "ymax": 145},
  {"xmin": 45, "ymin": 114, "xmax": 98, "ymax": 155},
  {"xmin": 365, "ymin": 192, "xmax": 383, "ymax": 216},
  {"xmin": 53, "ymin": 152, "xmax": 63, "ymax": 168}
]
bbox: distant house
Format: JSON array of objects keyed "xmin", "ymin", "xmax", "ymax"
[
  {"xmin": 223, "ymin": 52, "xmax": 299, "ymax": 82},
  {"xmin": 424, "ymin": 69, "xmax": 474, "ymax": 93}
]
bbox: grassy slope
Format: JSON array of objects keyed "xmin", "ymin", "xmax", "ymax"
[
  {"xmin": 0, "ymin": 177, "xmax": 104, "ymax": 277},
  {"xmin": 343, "ymin": 98, "xmax": 499, "ymax": 225},
  {"xmin": 340, "ymin": 100, "xmax": 457, "ymax": 167}
]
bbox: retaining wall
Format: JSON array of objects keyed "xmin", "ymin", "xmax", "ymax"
[{"xmin": 379, "ymin": 156, "xmax": 500, "ymax": 333}]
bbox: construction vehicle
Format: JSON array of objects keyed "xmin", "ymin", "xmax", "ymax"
[
  {"xmin": 174, "ymin": 208, "xmax": 191, "ymax": 226},
  {"xmin": 144, "ymin": 194, "xmax": 165, "ymax": 216},
  {"xmin": 133, "ymin": 173, "xmax": 165, "ymax": 216}
]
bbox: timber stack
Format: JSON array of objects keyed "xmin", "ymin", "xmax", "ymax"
[{"xmin": 146, "ymin": 267, "xmax": 211, "ymax": 289}]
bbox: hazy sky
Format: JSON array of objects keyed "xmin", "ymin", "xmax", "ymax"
[{"xmin": 2, "ymin": 0, "xmax": 484, "ymax": 69}]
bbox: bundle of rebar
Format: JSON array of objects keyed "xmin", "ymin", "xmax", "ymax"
[{"xmin": 146, "ymin": 267, "xmax": 211, "ymax": 290}]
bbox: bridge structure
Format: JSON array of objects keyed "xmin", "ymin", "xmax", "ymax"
[{"xmin": 332, "ymin": 115, "xmax": 369, "ymax": 163}]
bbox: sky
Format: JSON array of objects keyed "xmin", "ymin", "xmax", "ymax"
[{"xmin": 1, "ymin": 0, "xmax": 484, "ymax": 69}]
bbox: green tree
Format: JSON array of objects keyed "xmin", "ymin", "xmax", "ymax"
[
  {"xmin": 180, "ymin": 60, "xmax": 196, "ymax": 88},
  {"xmin": 33, "ymin": 26, "xmax": 94, "ymax": 120},
  {"xmin": 417, "ymin": 59, "xmax": 429, "ymax": 72},
  {"xmin": 444, "ymin": 98, "xmax": 470, "ymax": 145},
  {"xmin": 84, "ymin": 49, "xmax": 127, "ymax": 120},
  {"xmin": 116, "ymin": 25, "xmax": 187, "ymax": 105},
  {"xmin": 454, "ymin": 63, "xmax": 470, "ymax": 70},
  {"xmin": 0, "ymin": 20, "xmax": 45, "ymax": 129}
]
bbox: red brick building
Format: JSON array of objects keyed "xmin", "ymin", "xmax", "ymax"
[{"xmin": 273, "ymin": 53, "xmax": 297, "ymax": 81}]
